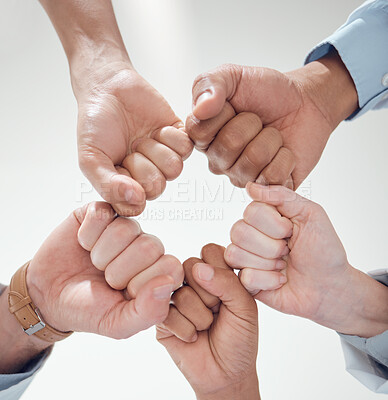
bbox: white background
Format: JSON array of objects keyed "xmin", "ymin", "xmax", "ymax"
[{"xmin": 1, "ymin": 0, "xmax": 387, "ymax": 399}]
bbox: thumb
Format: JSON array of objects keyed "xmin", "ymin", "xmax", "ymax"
[
  {"xmin": 246, "ymin": 182, "xmax": 310, "ymax": 220},
  {"xmin": 192, "ymin": 64, "xmax": 243, "ymax": 120},
  {"xmin": 106, "ymin": 275, "xmax": 175, "ymax": 340},
  {"xmin": 79, "ymin": 148, "xmax": 146, "ymax": 217},
  {"xmin": 192, "ymin": 263, "xmax": 256, "ymax": 320}
]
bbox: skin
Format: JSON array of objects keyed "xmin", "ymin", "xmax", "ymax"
[
  {"xmin": 0, "ymin": 201, "xmax": 183, "ymax": 374},
  {"xmin": 186, "ymin": 49, "xmax": 358, "ymax": 189},
  {"xmin": 39, "ymin": 0, "xmax": 193, "ymax": 216},
  {"xmin": 227, "ymin": 183, "xmax": 388, "ymax": 338},
  {"xmin": 157, "ymin": 244, "xmax": 260, "ymax": 400}
]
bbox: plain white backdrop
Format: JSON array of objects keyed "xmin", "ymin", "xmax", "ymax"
[{"xmin": 1, "ymin": 0, "xmax": 387, "ymax": 399}]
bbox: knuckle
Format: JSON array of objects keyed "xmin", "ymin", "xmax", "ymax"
[
  {"xmin": 197, "ymin": 313, "xmax": 213, "ymax": 331},
  {"xmin": 262, "ymin": 127, "xmax": 283, "ymax": 150},
  {"xmin": 164, "ymin": 155, "xmax": 183, "ymax": 179},
  {"xmin": 243, "ymin": 202, "xmax": 260, "ymax": 224},
  {"xmin": 164, "ymin": 255, "xmax": 184, "ymax": 284},
  {"xmin": 208, "ymin": 159, "xmax": 223, "ymax": 175},
  {"xmin": 104, "ymin": 269, "xmax": 123, "ymax": 291},
  {"xmin": 172, "ymin": 286, "xmax": 192, "ymax": 304},
  {"xmin": 112, "ymin": 218, "xmax": 140, "ymax": 239},
  {"xmin": 137, "ymin": 234, "xmax": 165, "ymax": 257},
  {"xmin": 240, "ymin": 112, "xmax": 263, "ymax": 130},
  {"xmin": 90, "ymin": 250, "xmax": 106, "ymax": 271},
  {"xmin": 274, "ymin": 241, "xmax": 287, "ymax": 258},
  {"xmin": 230, "ymin": 219, "xmax": 246, "ymax": 243},
  {"xmin": 223, "ymin": 132, "xmax": 245, "ymax": 153},
  {"xmin": 227, "ymin": 172, "xmax": 246, "ymax": 188},
  {"xmin": 88, "ymin": 201, "xmax": 114, "ymax": 222},
  {"xmin": 224, "ymin": 244, "xmax": 239, "ymax": 266},
  {"xmin": 240, "ymin": 268, "xmax": 254, "ymax": 290}
]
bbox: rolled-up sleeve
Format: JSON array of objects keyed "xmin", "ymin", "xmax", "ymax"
[
  {"xmin": 338, "ymin": 269, "xmax": 388, "ymax": 394},
  {"xmin": 305, "ymin": 0, "xmax": 388, "ymax": 120},
  {"xmin": 0, "ymin": 284, "xmax": 51, "ymax": 400}
]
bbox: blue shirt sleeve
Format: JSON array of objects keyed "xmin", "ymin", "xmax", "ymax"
[
  {"xmin": 0, "ymin": 284, "xmax": 52, "ymax": 400},
  {"xmin": 338, "ymin": 269, "xmax": 388, "ymax": 393},
  {"xmin": 305, "ymin": 0, "xmax": 388, "ymax": 120}
]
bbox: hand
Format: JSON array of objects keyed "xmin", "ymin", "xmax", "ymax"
[
  {"xmin": 186, "ymin": 50, "xmax": 358, "ymax": 189},
  {"xmin": 26, "ymin": 201, "xmax": 183, "ymax": 339},
  {"xmin": 76, "ymin": 63, "xmax": 193, "ymax": 216},
  {"xmin": 157, "ymin": 244, "xmax": 260, "ymax": 400},
  {"xmin": 227, "ymin": 183, "xmax": 388, "ymax": 338},
  {"xmin": 39, "ymin": 0, "xmax": 193, "ymax": 216}
]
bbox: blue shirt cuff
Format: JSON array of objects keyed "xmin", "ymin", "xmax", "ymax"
[
  {"xmin": 0, "ymin": 348, "xmax": 52, "ymax": 400},
  {"xmin": 305, "ymin": 0, "xmax": 388, "ymax": 120}
]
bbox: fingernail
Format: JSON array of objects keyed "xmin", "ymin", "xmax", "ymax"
[
  {"xmin": 275, "ymin": 260, "xmax": 286, "ymax": 270},
  {"xmin": 196, "ymin": 263, "xmax": 214, "ymax": 281},
  {"xmin": 153, "ymin": 284, "xmax": 174, "ymax": 300},
  {"xmin": 191, "ymin": 333, "xmax": 198, "ymax": 342},
  {"xmin": 279, "ymin": 275, "xmax": 287, "ymax": 284},
  {"xmin": 195, "ymin": 90, "xmax": 213, "ymax": 107},
  {"xmin": 256, "ymin": 175, "xmax": 268, "ymax": 186},
  {"xmin": 281, "ymin": 246, "xmax": 290, "ymax": 256}
]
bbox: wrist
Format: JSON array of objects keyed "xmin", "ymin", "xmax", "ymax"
[
  {"xmin": 338, "ymin": 266, "xmax": 388, "ymax": 338},
  {"xmin": 196, "ymin": 371, "xmax": 260, "ymax": 400},
  {"xmin": 0, "ymin": 287, "xmax": 51, "ymax": 374},
  {"xmin": 315, "ymin": 263, "xmax": 388, "ymax": 338},
  {"xmin": 288, "ymin": 48, "xmax": 358, "ymax": 130},
  {"xmin": 69, "ymin": 44, "xmax": 132, "ymax": 99}
]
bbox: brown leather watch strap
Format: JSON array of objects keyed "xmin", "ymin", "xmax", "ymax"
[{"xmin": 8, "ymin": 262, "xmax": 73, "ymax": 343}]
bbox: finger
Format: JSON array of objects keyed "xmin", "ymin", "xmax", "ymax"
[
  {"xmin": 172, "ymin": 286, "xmax": 213, "ymax": 331},
  {"xmin": 105, "ymin": 234, "xmax": 164, "ymax": 290},
  {"xmin": 243, "ymin": 201, "xmax": 293, "ymax": 239},
  {"xmin": 185, "ymin": 102, "xmax": 236, "ymax": 150},
  {"xmin": 122, "ymin": 152, "xmax": 166, "ymax": 200},
  {"xmin": 183, "ymin": 257, "xmax": 219, "ymax": 309},
  {"xmin": 152, "ymin": 126, "xmax": 194, "ymax": 160},
  {"xmin": 239, "ymin": 268, "xmax": 287, "ymax": 296},
  {"xmin": 246, "ymin": 183, "xmax": 309, "ymax": 219},
  {"xmin": 206, "ymin": 112, "xmax": 263, "ymax": 173},
  {"xmin": 77, "ymin": 202, "xmax": 116, "ymax": 251},
  {"xmin": 134, "ymin": 138, "xmax": 183, "ymax": 181},
  {"xmin": 103, "ymin": 275, "xmax": 174, "ymax": 339},
  {"xmin": 192, "ymin": 263, "xmax": 257, "ymax": 320},
  {"xmin": 78, "ymin": 147, "xmax": 146, "ymax": 215},
  {"xmin": 230, "ymin": 219, "xmax": 289, "ymax": 259},
  {"xmin": 127, "ymin": 255, "xmax": 184, "ymax": 298},
  {"xmin": 90, "ymin": 217, "xmax": 142, "ymax": 271},
  {"xmin": 191, "ymin": 64, "xmax": 243, "ymax": 120},
  {"xmin": 256, "ymin": 147, "xmax": 296, "ymax": 186},
  {"xmin": 225, "ymin": 244, "xmax": 286, "ymax": 271},
  {"xmin": 200, "ymin": 243, "xmax": 230, "ymax": 270},
  {"xmin": 156, "ymin": 305, "xmax": 197, "ymax": 343},
  {"xmin": 227, "ymin": 127, "xmax": 283, "ymax": 188}
]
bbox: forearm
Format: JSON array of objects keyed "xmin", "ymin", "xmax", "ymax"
[
  {"xmin": 39, "ymin": 0, "xmax": 131, "ymax": 95},
  {"xmin": 0, "ymin": 287, "xmax": 51, "ymax": 374},
  {"xmin": 320, "ymin": 265, "xmax": 388, "ymax": 338},
  {"xmin": 288, "ymin": 48, "xmax": 358, "ymax": 130},
  {"xmin": 196, "ymin": 372, "xmax": 260, "ymax": 400}
]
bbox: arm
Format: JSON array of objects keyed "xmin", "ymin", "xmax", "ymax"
[
  {"xmin": 227, "ymin": 183, "xmax": 388, "ymax": 392},
  {"xmin": 185, "ymin": 49, "xmax": 357, "ymax": 190},
  {"xmin": 306, "ymin": 0, "xmax": 388, "ymax": 120},
  {"xmin": 39, "ymin": 0, "xmax": 193, "ymax": 216},
  {"xmin": 0, "ymin": 287, "xmax": 50, "ymax": 374},
  {"xmin": 157, "ymin": 244, "xmax": 260, "ymax": 400},
  {"xmin": 0, "ymin": 201, "xmax": 183, "ymax": 397}
]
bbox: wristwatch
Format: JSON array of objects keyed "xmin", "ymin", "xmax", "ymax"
[{"xmin": 7, "ymin": 262, "xmax": 73, "ymax": 343}]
